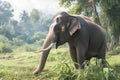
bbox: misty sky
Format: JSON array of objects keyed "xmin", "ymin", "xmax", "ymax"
[{"xmin": 3, "ymin": 0, "xmax": 66, "ymax": 20}]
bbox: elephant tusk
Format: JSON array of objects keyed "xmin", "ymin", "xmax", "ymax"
[
  {"xmin": 34, "ymin": 43, "xmax": 54, "ymax": 53},
  {"xmin": 40, "ymin": 43, "xmax": 54, "ymax": 52}
]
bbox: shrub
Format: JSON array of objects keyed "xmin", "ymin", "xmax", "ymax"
[
  {"xmin": 108, "ymin": 46, "xmax": 120, "ymax": 55},
  {"xmin": 0, "ymin": 35, "xmax": 9, "ymax": 43},
  {"xmin": 0, "ymin": 42, "xmax": 12, "ymax": 53},
  {"xmin": 11, "ymin": 38, "xmax": 25, "ymax": 46},
  {"xmin": 52, "ymin": 60, "xmax": 119, "ymax": 80},
  {"xmin": 35, "ymin": 39, "xmax": 44, "ymax": 46},
  {"xmin": 25, "ymin": 44, "xmax": 36, "ymax": 52}
]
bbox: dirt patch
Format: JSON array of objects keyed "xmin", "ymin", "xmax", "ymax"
[{"xmin": 0, "ymin": 56, "xmax": 14, "ymax": 60}]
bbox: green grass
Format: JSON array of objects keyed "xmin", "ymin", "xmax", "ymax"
[{"xmin": 0, "ymin": 47, "xmax": 120, "ymax": 80}]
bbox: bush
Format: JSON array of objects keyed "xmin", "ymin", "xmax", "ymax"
[
  {"xmin": 52, "ymin": 60, "xmax": 119, "ymax": 80},
  {"xmin": 108, "ymin": 46, "xmax": 120, "ymax": 55},
  {"xmin": 11, "ymin": 38, "xmax": 25, "ymax": 46},
  {"xmin": 0, "ymin": 35, "xmax": 9, "ymax": 43},
  {"xmin": 35, "ymin": 39, "xmax": 44, "ymax": 47},
  {"xmin": 25, "ymin": 44, "xmax": 36, "ymax": 52},
  {"xmin": 0, "ymin": 42, "xmax": 12, "ymax": 53}
]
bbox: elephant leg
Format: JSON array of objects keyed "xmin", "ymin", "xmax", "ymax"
[
  {"xmin": 76, "ymin": 45, "xmax": 86, "ymax": 69},
  {"xmin": 96, "ymin": 57, "xmax": 106, "ymax": 68},
  {"xmin": 97, "ymin": 56, "xmax": 106, "ymax": 68},
  {"xmin": 85, "ymin": 56, "xmax": 91, "ymax": 67},
  {"xmin": 69, "ymin": 44, "xmax": 78, "ymax": 69},
  {"xmin": 97, "ymin": 42, "xmax": 106, "ymax": 67}
]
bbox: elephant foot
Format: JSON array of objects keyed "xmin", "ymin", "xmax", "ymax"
[{"xmin": 74, "ymin": 68, "xmax": 79, "ymax": 72}]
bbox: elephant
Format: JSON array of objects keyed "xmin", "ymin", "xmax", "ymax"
[{"xmin": 33, "ymin": 12, "xmax": 106, "ymax": 74}]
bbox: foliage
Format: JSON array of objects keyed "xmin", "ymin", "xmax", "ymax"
[
  {"xmin": 0, "ymin": 48, "xmax": 120, "ymax": 79},
  {"xmin": 0, "ymin": 1, "xmax": 52, "ymax": 47},
  {"xmin": 53, "ymin": 62, "xmax": 76, "ymax": 80},
  {"xmin": 0, "ymin": 0, "xmax": 13, "ymax": 25},
  {"xmin": 11, "ymin": 38, "xmax": 25, "ymax": 46},
  {"xmin": 0, "ymin": 42, "xmax": 12, "ymax": 53},
  {"xmin": 0, "ymin": 35, "xmax": 9, "ymax": 43},
  {"xmin": 20, "ymin": 10, "xmax": 30, "ymax": 23},
  {"xmin": 59, "ymin": 0, "xmax": 101, "ymax": 25},
  {"xmin": 32, "ymin": 32, "xmax": 46, "ymax": 42},
  {"xmin": 53, "ymin": 60, "xmax": 119, "ymax": 80},
  {"xmin": 0, "ymin": 35, "xmax": 12, "ymax": 53},
  {"xmin": 99, "ymin": 0, "xmax": 120, "ymax": 40},
  {"xmin": 0, "ymin": 0, "xmax": 53, "ymax": 49},
  {"xmin": 15, "ymin": 10, "xmax": 52, "ymax": 44},
  {"xmin": 59, "ymin": 0, "xmax": 87, "ymax": 14},
  {"xmin": 30, "ymin": 9, "xmax": 40, "ymax": 24},
  {"xmin": 24, "ymin": 44, "xmax": 37, "ymax": 52},
  {"xmin": 0, "ymin": 25, "xmax": 15, "ymax": 40},
  {"xmin": 108, "ymin": 46, "xmax": 120, "ymax": 55}
]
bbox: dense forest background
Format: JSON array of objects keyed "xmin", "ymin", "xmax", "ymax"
[
  {"xmin": 0, "ymin": 0, "xmax": 54, "ymax": 53},
  {"xmin": 0, "ymin": 0, "xmax": 120, "ymax": 53}
]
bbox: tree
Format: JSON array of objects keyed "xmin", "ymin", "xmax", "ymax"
[
  {"xmin": 30, "ymin": 9, "xmax": 40, "ymax": 24},
  {"xmin": 99, "ymin": 0, "xmax": 120, "ymax": 50},
  {"xmin": 59, "ymin": 0, "xmax": 101, "ymax": 25},
  {"xmin": 19, "ymin": 10, "xmax": 33, "ymax": 43},
  {"xmin": 0, "ymin": 25, "xmax": 14, "ymax": 40},
  {"xmin": 20, "ymin": 10, "xmax": 30, "ymax": 23},
  {"xmin": 0, "ymin": 0, "xmax": 13, "ymax": 25}
]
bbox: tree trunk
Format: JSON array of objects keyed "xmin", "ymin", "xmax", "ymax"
[
  {"xmin": 109, "ymin": 35, "xmax": 119, "ymax": 51},
  {"xmin": 92, "ymin": 0, "xmax": 101, "ymax": 25}
]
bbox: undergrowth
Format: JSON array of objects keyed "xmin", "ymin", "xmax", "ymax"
[{"xmin": 52, "ymin": 59, "xmax": 119, "ymax": 80}]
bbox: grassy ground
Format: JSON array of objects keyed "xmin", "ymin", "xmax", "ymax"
[{"xmin": 0, "ymin": 47, "xmax": 120, "ymax": 80}]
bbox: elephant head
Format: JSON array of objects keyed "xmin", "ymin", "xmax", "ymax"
[{"xmin": 33, "ymin": 12, "xmax": 81, "ymax": 74}]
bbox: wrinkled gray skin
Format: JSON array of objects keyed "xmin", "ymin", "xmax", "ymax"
[{"xmin": 33, "ymin": 12, "xmax": 106, "ymax": 74}]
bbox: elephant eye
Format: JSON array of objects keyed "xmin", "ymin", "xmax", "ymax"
[
  {"xmin": 56, "ymin": 17, "xmax": 62, "ymax": 23},
  {"xmin": 54, "ymin": 25, "xmax": 60, "ymax": 33}
]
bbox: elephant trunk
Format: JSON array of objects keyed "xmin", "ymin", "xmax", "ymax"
[{"xmin": 33, "ymin": 25, "xmax": 55, "ymax": 75}]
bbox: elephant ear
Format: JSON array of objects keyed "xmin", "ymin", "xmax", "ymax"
[{"xmin": 69, "ymin": 17, "xmax": 81, "ymax": 36}]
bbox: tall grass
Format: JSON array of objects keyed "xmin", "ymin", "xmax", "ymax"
[
  {"xmin": 0, "ymin": 42, "xmax": 12, "ymax": 53},
  {"xmin": 0, "ymin": 47, "xmax": 120, "ymax": 80},
  {"xmin": 52, "ymin": 59, "xmax": 119, "ymax": 80}
]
